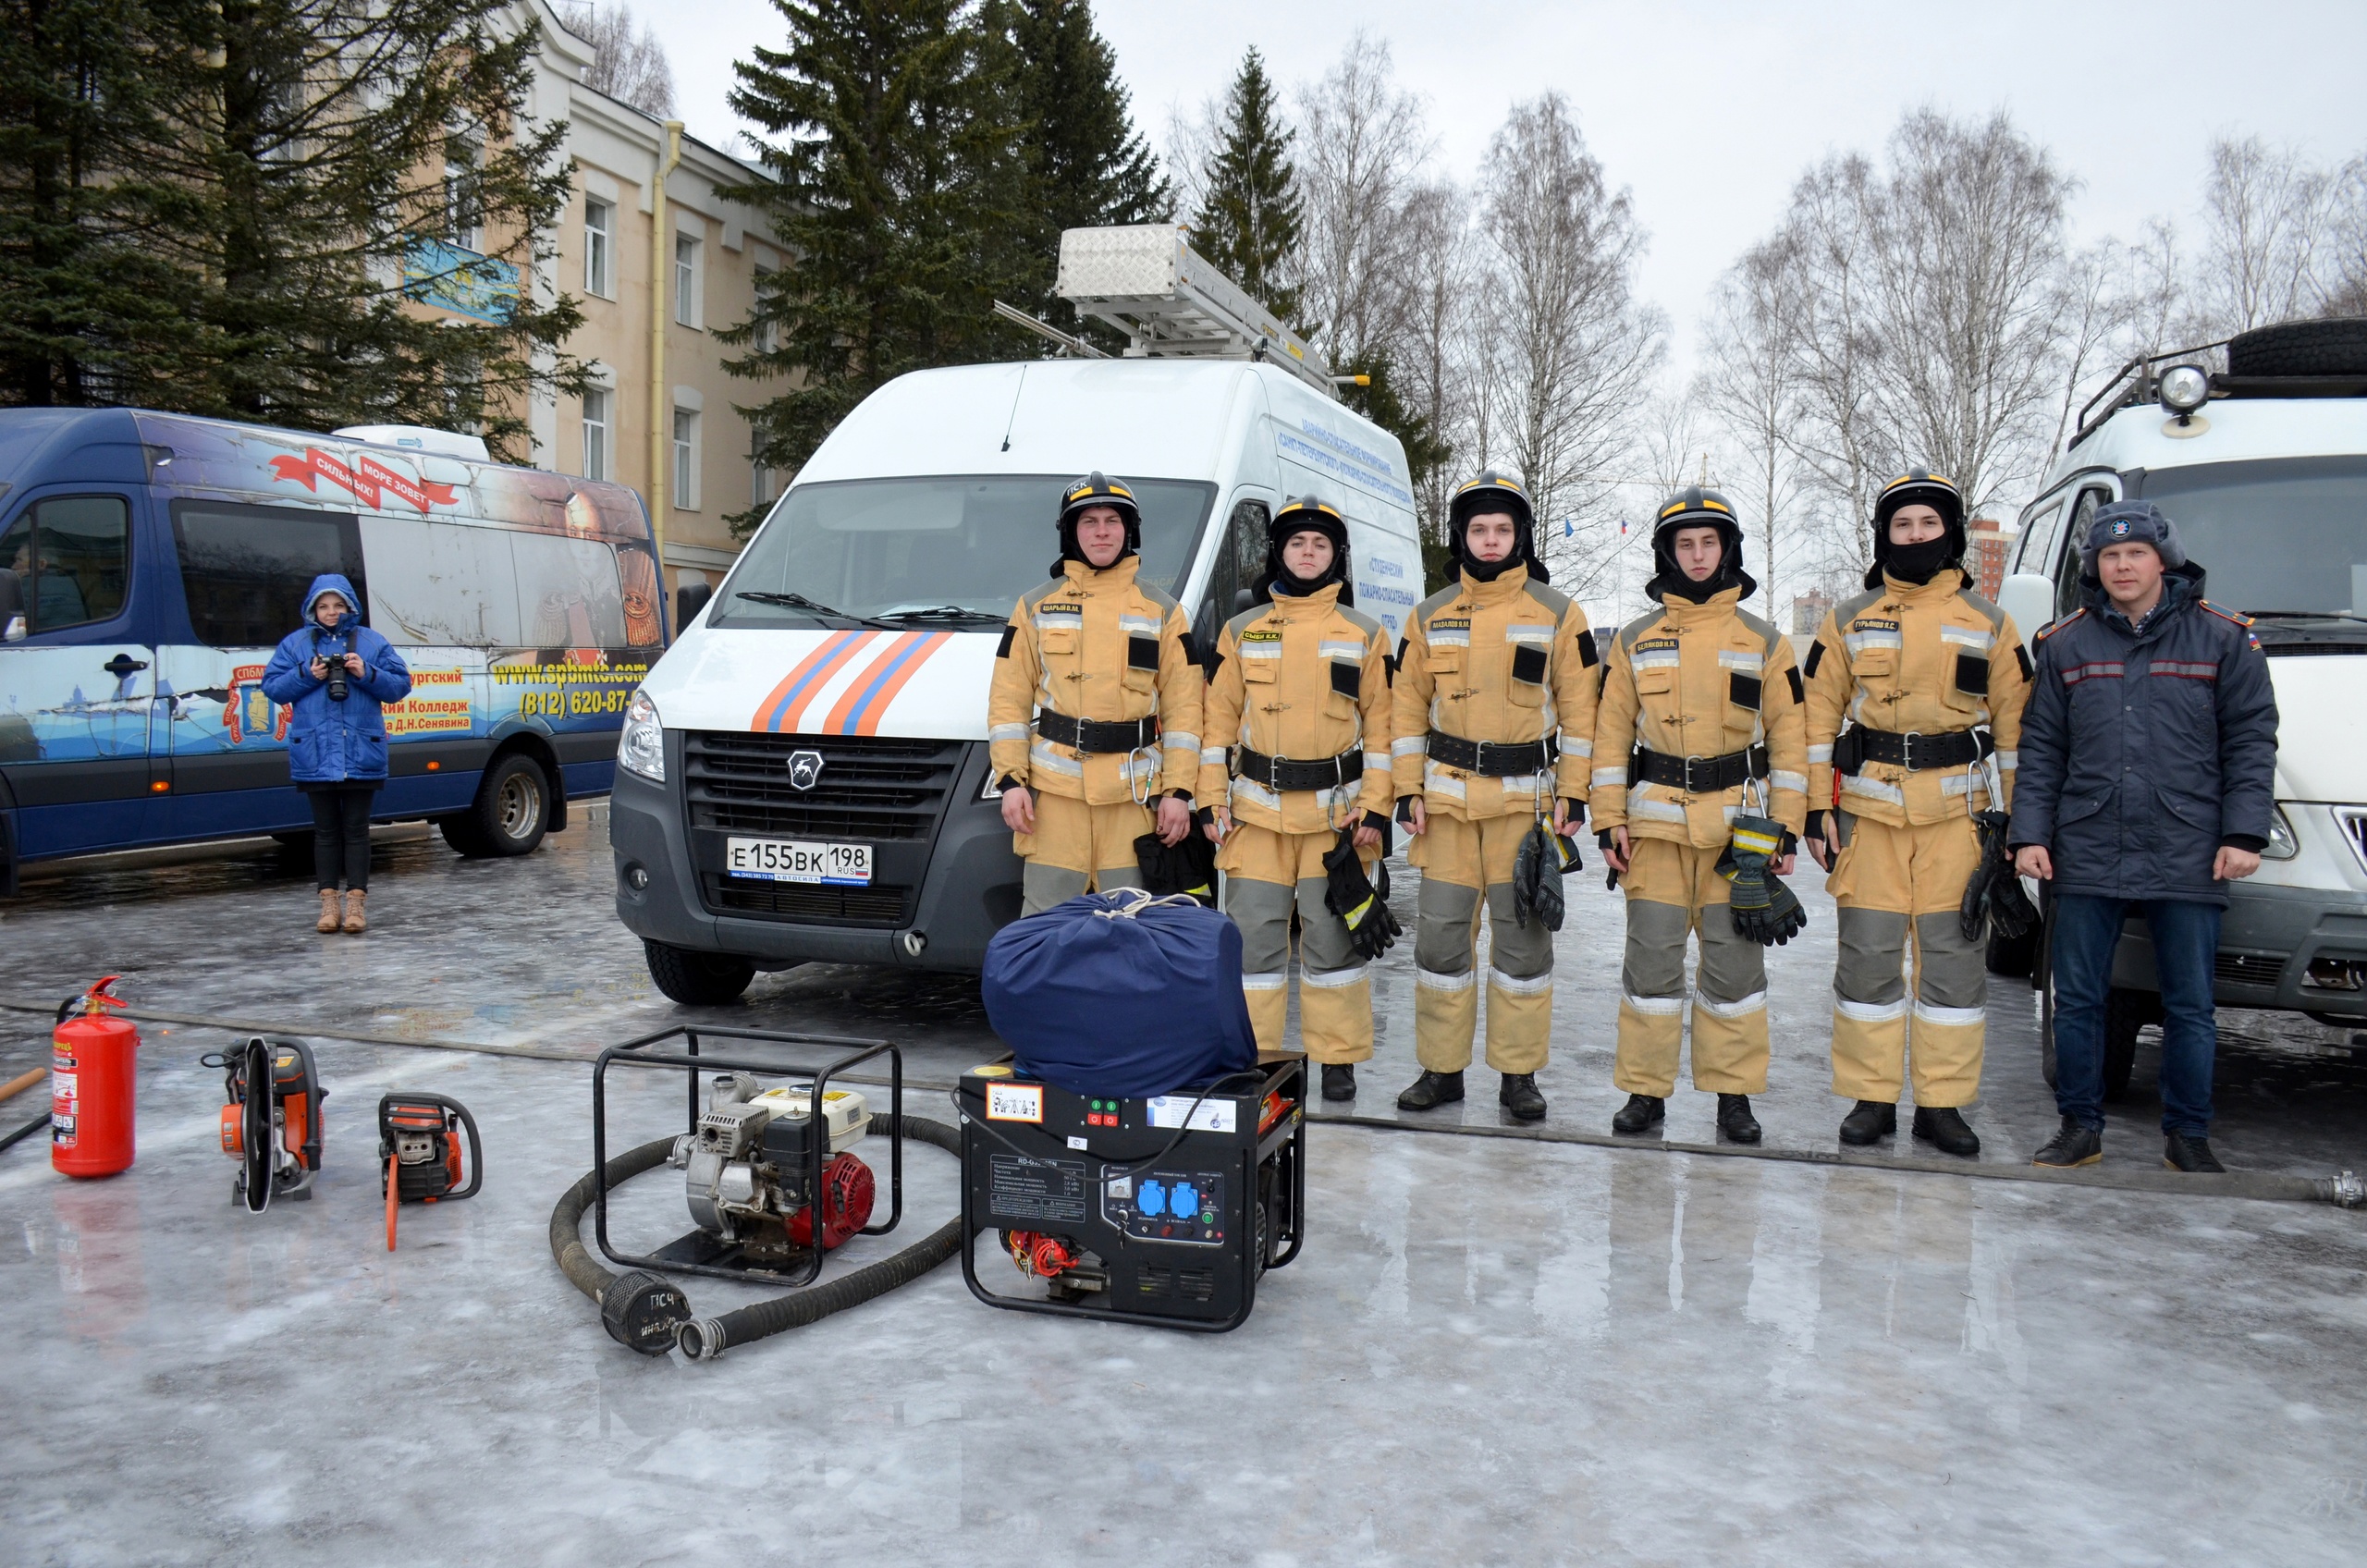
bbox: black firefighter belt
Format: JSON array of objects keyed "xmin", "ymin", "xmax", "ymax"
[
  {"xmin": 1232, "ymin": 744, "xmax": 1364, "ymax": 792},
  {"xmin": 1425, "ymin": 731, "xmax": 1555, "ymax": 777},
  {"xmin": 1833, "ymin": 725, "xmax": 1992, "ymax": 774},
  {"xmin": 1631, "ymin": 743, "xmax": 1769, "ymax": 794},
  {"xmin": 1035, "ymin": 711, "xmax": 1159, "ymax": 756}
]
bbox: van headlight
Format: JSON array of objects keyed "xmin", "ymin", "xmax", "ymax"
[
  {"xmin": 619, "ymin": 690, "xmax": 666, "ymax": 783},
  {"xmin": 2264, "ymin": 804, "xmax": 2299, "ymax": 860}
]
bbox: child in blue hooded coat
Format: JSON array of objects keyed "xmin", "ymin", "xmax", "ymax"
[{"xmin": 261, "ymin": 574, "xmax": 411, "ymax": 933}]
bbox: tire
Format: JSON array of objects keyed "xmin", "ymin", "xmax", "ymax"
[
  {"xmin": 1986, "ymin": 921, "xmax": 2040, "ymax": 978},
  {"xmin": 644, "ymin": 940, "xmax": 755, "ymax": 1006},
  {"xmin": 440, "ymin": 753, "xmax": 549, "ymax": 858},
  {"xmin": 2226, "ymin": 317, "xmax": 2367, "ymax": 378}
]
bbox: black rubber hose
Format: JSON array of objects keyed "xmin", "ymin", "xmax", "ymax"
[
  {"xmin": 1308, "ymin": 1109, "xmax": 2366, "ymax": 1207},
  {"xmin": 548, "ymin": 1113, "xmax": 967, "ymax": 1359}
]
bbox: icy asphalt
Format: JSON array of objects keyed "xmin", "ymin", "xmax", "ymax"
[{"xmin": 3, "ymin": 805, "xmax": 2365, "ymax": 1566}]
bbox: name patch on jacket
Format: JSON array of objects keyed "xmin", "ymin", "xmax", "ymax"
[
  {"xmin": 1239, "ymin": 628, "xmax": 1282, "ymax": 643},
  {"xmin": 1428, "ymin": 617, "xmax": 1471, "ymax": 632},
  {"xmin": 1037, "ymin": 602, "xmax": 1082, "ymax": 619},
  {"xmin": 1633, "ymin": 637, "xmax": 1679, "ymax": 653}
]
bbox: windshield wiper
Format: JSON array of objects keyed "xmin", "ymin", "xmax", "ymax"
[
  {"xmin": 879, "ymin": 605, "xmax": 1008, "ymax": 625},
  {"xmin": 733, "ymin": 591, "xmax": 897, "ymax": 628}
]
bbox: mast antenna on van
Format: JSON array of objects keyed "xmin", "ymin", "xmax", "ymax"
[{"xmin": 1054, "ymin": 225, "xmax": 1336, "ymax": 398}]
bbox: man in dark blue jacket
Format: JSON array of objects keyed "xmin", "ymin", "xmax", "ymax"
[{"xmin": 2009, "ymin": 503, "xmax": 2278, "ymax": 1172}]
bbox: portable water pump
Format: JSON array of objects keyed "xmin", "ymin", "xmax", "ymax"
[
  {"xmin": 209, "ymin": 1035, "xmax": 325, "ymax": 1211},
  {"xmin": 665, "ymin": 1072, "xmax": 877, "ymax": 1266}
]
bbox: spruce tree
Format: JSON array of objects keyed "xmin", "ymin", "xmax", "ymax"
[
  {"xmin": 1192, "ymin": 47, "xmax": 1302, "ymax": 327},
  {"xmin": 998, "ymin": 0, "xmax": 1168, "ymax": 339},
  {"xmin": 0, "ymin": 0, "xmax": 585, "ymax": 459},
  {"xmin": 0, "ymin": 0, "xmax": 203, "ymax": 405},
  {"xmin": 723, "ymin": 0, "xmax": 1033, "ymax": 533}
]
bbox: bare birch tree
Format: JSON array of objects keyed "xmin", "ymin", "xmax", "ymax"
[
  {"xmin": 1697, "ymin": 245, "xmax": 1801, "ymax": 610},
  {"xmin": 1395, "ymin": 179, "xmax": 1474, "ymax": 539},
  {"xmin": 2194, "ymin": 136, "xmax": 2345, "ymax": 333},
  {"xmin": 1294, "ymin": 33, "xmax": 1432, "ymax": 364},
  {"xmin": 1477, "ymin": 92, "xmax": 1663, "ymax": 580},
  {"xmin": 578, "ymin": 3, "xmax": 676, "ymax": 118}
]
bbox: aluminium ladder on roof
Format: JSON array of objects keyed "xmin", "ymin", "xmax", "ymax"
[{"xmin": 1054, "ymin": 225, "xmax": 1336, "ymax": 399}]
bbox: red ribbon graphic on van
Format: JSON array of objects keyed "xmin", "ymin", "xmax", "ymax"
[
  {"xmin": 751, "ymin": 631, "xmax": 952, "ymax": 736},
  {"xmin": 223, "ymin": 664, "xmax": 291, "ymax": 746},
  {"xmin": 268, "ymin": 447, "xmax": 459, "ymax": 513}
]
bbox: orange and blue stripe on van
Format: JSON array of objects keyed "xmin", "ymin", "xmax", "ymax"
[{"xmin": 750, "ymin": 631, "xmax": 954, "ymax": 736}]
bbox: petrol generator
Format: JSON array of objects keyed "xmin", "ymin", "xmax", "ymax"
[{"xmin": 957, "ymin": 1056, "xmax": 1305, "ymax": 1331}]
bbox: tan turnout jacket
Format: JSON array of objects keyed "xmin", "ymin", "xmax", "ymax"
[{"xmin": 1198, "ymin": 582, "xmax": 1393, "ymax": 835}]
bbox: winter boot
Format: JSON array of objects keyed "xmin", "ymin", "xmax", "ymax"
[
  {"xmin": 1838, "ymin": 1099, "xmax": 1897, "ymax": 1145},
  {"xmin": 2163, "ymin": 1130, "xmax": 2225, "ymax": 1173},
  {"xmin": 1612, "ymin": 1094, "xmax": 1665, "ymax": 1135},
  {"xmin": 341, "ymin": 888, "xmax": 368, "ymax": 934},
  {"xmin": 1396, "ymin": 1070, "xmax": 1465, "ymax": 1111},
  {"xmin": 1911, "ymin": 1105, "xmax": 1981, "ymax": 1157},
  {"xmin": 1716, "ymin": 1093, "xmax": 1762, "ymax": 1145},
  {"xmin": 2031, "ymin": 1116, "xmax": 2103, "ymax": 1168},
  {"xmin": 1499, "ymin": 1073, "xmax": 1547, "ymax": 1122},
  {"xmin": 317, "ymin": 888, "xmax": 341, "ymax": 934},
  {"xmin": 1321, "ymin": 1063, "xmax": 1357, "ymax": 1103}
]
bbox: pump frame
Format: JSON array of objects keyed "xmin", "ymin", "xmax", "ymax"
[{"xmin": 591, "ymin": 1024, "xmax": 905, "ymax": 1287}]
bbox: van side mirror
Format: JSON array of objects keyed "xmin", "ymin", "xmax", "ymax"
[
  {"xmin": 677, "ymin": 581, "xmax": 714, "ymax": 629},
  {"xmin": 1997, "ymin": 573, "xmax": 2054, "ymax": 646},
  {"xmin": 1232, "ymin": 588, "xmax": 1255, "ymax": 613}
]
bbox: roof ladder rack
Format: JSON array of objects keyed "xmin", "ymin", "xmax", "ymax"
[{"xmin": 1054, "ymin": 225, "xmax": 1335, "ymax": 398}]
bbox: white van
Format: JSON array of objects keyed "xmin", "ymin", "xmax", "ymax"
[
  {"xmin": 1996, "ymin": 319, "xmax": 2367, "ymax": 1092},
  {"xmin": 610, "ymin": 232, "xmax": 1424, "ymax": 1001}
]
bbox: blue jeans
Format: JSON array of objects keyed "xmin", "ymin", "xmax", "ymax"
[{"xmin": 2051, "ymin": 895, "xmax": 2221, "ymax": 1135}]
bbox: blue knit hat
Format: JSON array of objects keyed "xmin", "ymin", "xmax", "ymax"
[{"xmin": 2080, "ymin": 501, "xmax": 2187, "ymax": 577}]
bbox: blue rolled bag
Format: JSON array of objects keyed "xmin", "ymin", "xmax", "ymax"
[{"xmin": 982, "ymin": 890, "xmax": 1259, "ymax": 1098}]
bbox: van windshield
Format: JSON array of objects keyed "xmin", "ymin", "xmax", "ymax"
[
  {"xmin": 713, "ymin": 475, "xmax": 1216, "ymax": 628},
  {"xmin": 2134, "ymin": 456, "xmax": 2367, "ymax": 617}
]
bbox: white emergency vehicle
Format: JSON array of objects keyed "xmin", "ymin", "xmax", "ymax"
[
  {"xmin": 1995, "ymin": 319, "xmax": 2367, "ymax": 1093},
  {"xmin": 611, "ymin": 226, "xmax": 1425, "ymax": 1001}
]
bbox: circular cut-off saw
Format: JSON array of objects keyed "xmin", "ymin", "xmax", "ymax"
[{"xmin": 208, "ymin": 1035, "xmax": 325, "ymax": 1212}]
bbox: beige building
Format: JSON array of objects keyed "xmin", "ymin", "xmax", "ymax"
[{"xmin": 425, "ymin": 3, "xmax": 791, "ymax": 608}]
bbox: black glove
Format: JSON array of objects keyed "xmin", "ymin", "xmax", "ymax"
[
  {"xmin": 1598, "ymin": 829, "xmax": 1619, "ymax": 891},
  {"xmin": 1723, "ymin": 814, "xmax": 1809, "ymax": 946},
  {"xmin": 1805, "ymin": 810, "xmax": 1829, "ymax": 849},
  {"xmin": 1961, "ymin": 810, "xmax": 2039, "ymax": 943},
  {"xmin": 1134, "ymin": 830, "xmax": 1218, "ymax": 907},
  {"xmin": 1394, "ymin": 794, "xmax": 1418, "ymax": 824},
  {"xmin": 1513, "ymin": 822, "xmax": 1580, "ymax": 932},
  {"xmin": 1562, "ymin": 798, "xmax": 1586, "ymax": 830},
  {"xmin": 1322, "ymin": 827, "xmax": 1402, "ymax": 960},
  {"xmin": 1363, "ymin": 808, "xmax": 1395, "ymax": 859}
]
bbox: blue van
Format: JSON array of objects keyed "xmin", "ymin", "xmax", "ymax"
[{"xmin": 0, "ymin": 408, "xmax": 667, "ymax": 894}]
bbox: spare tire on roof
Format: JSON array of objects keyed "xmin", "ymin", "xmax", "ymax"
[{"xmin": 2226, "ymin": 317, "xmax": 2367, "ymax": 377}]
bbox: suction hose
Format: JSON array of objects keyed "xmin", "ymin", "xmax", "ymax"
[{"xmin": 549, "ymin": 1112, "xmax": 966, "ymax": 1359}]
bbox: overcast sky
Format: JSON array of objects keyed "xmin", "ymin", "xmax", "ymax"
[{"xmin": 655, "ymin": 0, "xmax": 2367, "ymax": 374}]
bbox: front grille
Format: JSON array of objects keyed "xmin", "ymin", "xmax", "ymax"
[
  {"xmin": 703, "ymin": 874, "xmax": 913, "ymax": 925},
  {"xmin": 685, "ymin": 731, "xmax": 963, "ymax": 839},
  {"xmin": 2215, "ymin": 951, "xmax": 2285, "ymax": 987}
]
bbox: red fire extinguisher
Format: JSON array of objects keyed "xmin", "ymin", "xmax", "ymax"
[{"xmin": 53, "ymin": 976, "xmax": 140, "ymax": 1179}]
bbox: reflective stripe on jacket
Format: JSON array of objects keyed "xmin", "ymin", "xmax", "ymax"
[
  {"xmin": 1590, "ymin": 586, "xmax": 1808, "ymax": 845},
  {"xmin": 987, "ymin": 556, "xmax": 1204, "ymax": 803},
  {"xmin": 1802, "ymin": 569, "xmax": 2030, "ymax": 827},
  {"xmin": 1198, "ymin": 582, "xmax": 1393, "ymax": 834},
  {"xmin": 1389, "ymin": 568, "xmax": 1598, "ymax": 819}
]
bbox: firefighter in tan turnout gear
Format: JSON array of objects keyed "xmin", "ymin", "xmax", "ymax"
[
  {"xmin": 989, "ymin": 473, "xmax": 1203, "ymax": 915},
  {"xmin": 1593, "ymin": 488, "xmax": 1809, "ymax": 1145},
  {"xmin": 1803, "ymin": 470, "xmax": 2031, "ymax": 1155},
  {"xmin": 1392, "ymin": 472, "xmax": 1598, "ymax": 1121},
  {"xmin": 1201, "ymin": 498, "xmax": 1397, "ymax": 1102}
]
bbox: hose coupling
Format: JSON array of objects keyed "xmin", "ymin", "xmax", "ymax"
[{"xmin": 678, "ymin": 1316, "xmax": 730, "ymax": 1361}]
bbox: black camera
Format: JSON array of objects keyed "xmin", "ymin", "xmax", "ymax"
[{"xmin": 313, "ymin": 629, "xmax": 349, "ymax": 701}]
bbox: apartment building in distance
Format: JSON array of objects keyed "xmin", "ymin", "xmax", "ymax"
[{"xmin": 408, "ymin": 2, "xmax": 790, "ymax": 610}]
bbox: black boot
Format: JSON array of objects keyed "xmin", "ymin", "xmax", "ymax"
[
  {"xmin": 1912, "ymin": 1105, "xmax": 1981, "ymax": 1157},
  {"xmin": 2031, "ymin": 1116, "xmax": 2103, "ymax": 1168},
  {"xmin": 1499, "ymin": 1073, "xmax": 1547, "ymax": 1122},
  {"xmin": 1612, "ymin": 1093, "xmax": 1664, "ymax": 1135},
  {"xmin": 1716, "ymin": 1093, "xmax": 1762, "ymax": 1145},
  {"xmin": 2163, "ymin": 1130, "xmax": 2225, "ymax": 1173},
  {"xmin": 1320, "ymin": 1063, "xmax": 1356, "ymax": 1103},
  {"xmin": 1397, "ymin": 1069, "xmax": 1464, "ymax": 1111},
  {"xmin": 1838, "ymin": 1099, "xmax": 1897, "ymax": 1145}
]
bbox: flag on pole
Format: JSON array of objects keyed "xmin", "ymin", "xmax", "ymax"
[{"xmin": 1563, "ymin": 517, "xmax": 1573, "ymax": 537}]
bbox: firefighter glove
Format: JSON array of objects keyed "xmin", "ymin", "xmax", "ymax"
[{"xmin": 1322, "ymin": 828, "xmax": 1402, "ymax": 960}]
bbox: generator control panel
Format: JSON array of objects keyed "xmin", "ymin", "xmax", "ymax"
[{"xmin": 1102, "ymin": 1170, "xmax": 1226, "ymax": 1244}]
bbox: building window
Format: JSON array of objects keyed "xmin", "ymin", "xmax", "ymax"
[
  {"xmin": 751, "ymin": 265, "xmax": 777, "ymax": 355},
  {"xmin": 674, "ymin": 232, "xmax": 700, "ymax": 327},
  {"xmin": 582, "ymin": 388, "xmax": 610, "ymax": 482},
  {"xmin": 584, "ymin": 198, "xmax": 613, "ymax": 297},
  {"xmin": 445, "ymin": 141, "xmax": 482, "ymax": 252},
  {"xmin": 672, "ymin": 407, "xmax": 699, "ymax": 510}
]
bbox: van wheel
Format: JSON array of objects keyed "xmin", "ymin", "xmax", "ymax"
[
  {"xmin": 440, "ymin": 753, "xmax": 549, "ymax": 858},
  {"xmin": 1986, "ymin": 921, "xmax": 2039, "ymax": 977},
  {"xmin": 644, "ymin": 940, "xmax": 755, "ymax": 1006}
]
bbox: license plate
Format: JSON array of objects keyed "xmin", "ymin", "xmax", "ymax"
[{"xmin": 724, "ymin": 838, "xmax": 872, "ymax": 885}]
